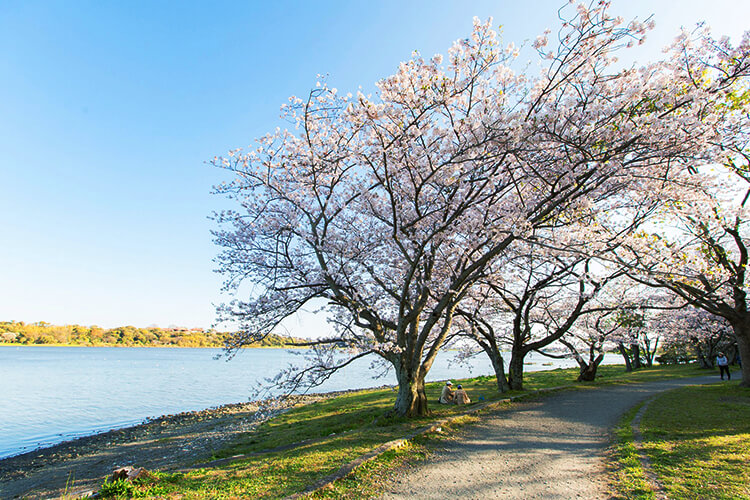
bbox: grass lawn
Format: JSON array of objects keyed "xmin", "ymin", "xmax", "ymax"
[
  {"xmin": 610, "ymin": 380, "xmax": 750, "ymax": 500},
  {"xmin": 97, "ymin": 363, "xmax": 707, "ymax": 499}
]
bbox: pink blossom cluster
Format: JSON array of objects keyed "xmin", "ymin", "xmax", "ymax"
[{"xmin": 211, "ymin": 1, "xmax": 750, "ymax": 404}]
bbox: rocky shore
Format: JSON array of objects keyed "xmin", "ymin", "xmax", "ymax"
[{"xmin": 0, "ymin": 388, "xmax": 382, "ymax": 499}]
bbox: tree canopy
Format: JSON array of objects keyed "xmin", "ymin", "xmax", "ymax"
[{"xmin": 213, "ymin": 2, "xmax": 750, "ymax": 415}]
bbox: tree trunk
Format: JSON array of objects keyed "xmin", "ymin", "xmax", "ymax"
[
  {"xmin": 491, "ymin": 352, "xmax": 510, "ymax": 392},
  {"xmin": 631, "ymin": 343, "xmax": 642, "ymax": 369},
  {"xmin": 618, "ymin": 342, "xmax": 633, "ymax": 372},
  {"xmin": 392, "ymin": 366, "xmax": 429, "ymax": 417},
  {"xmin": 477, "ymin": 338, "xmax": 511, "ymax": 392},
  {"xmin": 695, "ymin": 346, "xmax": 712, "ymax": 369},
  {"xmin": 643, "ymin": 343, "xmax": 654, "ymax": 367},
  {"xmin": 731, "ymin": 320, "xmax": 750, "ymax": 388},
  {"xmin": 731, "ymin": 346, "xmax": 741, "ymax": 366},
  {"xmin": 508, "ymin": 351, "xmax": 525, "ymax": 390},
  {"xmin": 577, "ymin": 363, "xmax": 595, "ymax": 381},
  {"xmin": 577, "ymin": 353, "xmax": 605, "ymax": 382}
]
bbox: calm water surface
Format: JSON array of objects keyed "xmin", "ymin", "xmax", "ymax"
[{"xmin": 0, "ymin": 346, "xmax": 615, "ymax": 459}]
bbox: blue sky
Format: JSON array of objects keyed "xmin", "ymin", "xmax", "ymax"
[{"xmin": 1, "ymin": 1, "xmax": 747, "ymax": 332}]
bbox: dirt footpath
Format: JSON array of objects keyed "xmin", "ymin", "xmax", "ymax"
[{"xmin": 380, "ymin": 375, "xmax": 716, "ymax": 500}]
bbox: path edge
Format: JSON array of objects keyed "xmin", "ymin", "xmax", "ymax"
[
  {"xmin": 628, "ymin": 396, "xmax": 668, "ymax": 500},
  {"xmin": 284, "ymin": 385, "xmax": 574, "ymax": 499}
]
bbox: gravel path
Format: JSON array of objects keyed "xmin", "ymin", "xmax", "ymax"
[{"xmin": 380, "ymin": 375, "xmax": 716, "ymax": 499}]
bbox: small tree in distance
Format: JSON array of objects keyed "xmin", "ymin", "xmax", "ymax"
[{"xmin": 212, "ymin": 2, "xmax": 749, "ymax": 416}]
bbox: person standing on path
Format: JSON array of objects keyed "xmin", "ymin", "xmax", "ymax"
[{"xmin": 717, "ymin": 352, "xmax": 730, "ymax": 380}]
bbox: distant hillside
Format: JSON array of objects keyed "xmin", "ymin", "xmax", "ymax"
[{"xmin": 0, "ymin": 321, "xmax": 305, "ymax": 348}]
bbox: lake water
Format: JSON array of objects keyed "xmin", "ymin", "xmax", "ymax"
[{"xmin": 0, "ymin": 346, "xmax": 618, "ymax": 459}]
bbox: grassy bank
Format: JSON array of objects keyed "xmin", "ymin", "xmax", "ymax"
[
  {"xmin": 97, "ymin": 364, "xmax": 705, "ymax": 499},
  {"xmin": 610, "ymin": 380, "xmax": 750, "ymax": 499}
]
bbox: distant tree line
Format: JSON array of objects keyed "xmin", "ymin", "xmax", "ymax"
[{"xmin": 0, "ymin": 321, "xmax": 301, "ymax": 348}]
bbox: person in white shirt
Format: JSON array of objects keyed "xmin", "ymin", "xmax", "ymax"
[
  {"xmin": 716, "ymin": 352, "xmax": 730, "ymax": 380},
  {"xmin": 440, "ymin": 381, "xmax": 455, "ymax": 404}
]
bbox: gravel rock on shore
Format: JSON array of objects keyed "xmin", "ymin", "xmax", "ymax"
[{"xmin": 0, "ymin": 388, "xmax": 384, "ymax": 499}]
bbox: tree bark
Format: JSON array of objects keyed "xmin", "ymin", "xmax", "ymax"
[
  {"xmin": 490, "ymin": 351, "xmax": 511, "ymax": 392},
  {"xmin": 392, "ymin": 366, "xmax": 429, "ymax": 417},
  {"xmin": 631, "ymin": 343, "xmax": 642, "ymax": 369},
  {"xmin": 479, "ymin": 341, "xmax": 510, "ymax": 392},
  {"xmin": 618, "ymin": 342, "xmax": 633, "ymax": 372},
  {"xmin": 643, "ymin": 338, "xmax": 657, "ymax": 367},
  {"xmin": 508, "ymin": 350, "xmax": 525, "ymax": 390},
  {"xmin": 695, "ymin": 346, "xmax": 713, "ymax": 369},
  {"xmin": 577, "ymin": 353, "xmax": 605, "ymax": 382},
  {"xmin": 731, "ymin": 320, "xmax": 750, "ymax": 388}
]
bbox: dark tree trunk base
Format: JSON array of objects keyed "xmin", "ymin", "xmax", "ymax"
[
  {"xmin": 392, "ymin": 372, "xmax": 430, "ymax": 417},
  {"xmin": 508, "ymin": 353, "xmax": 524, "ymax": 391},
  {"xmin": 491, "ymin": 353, "xmax": 510, "ymax": 392},
  {"xmin": 577, "ymin": 364, "xmax": 597, "ymax": 381}
]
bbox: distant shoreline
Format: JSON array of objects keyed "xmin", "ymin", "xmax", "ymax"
[{"xmin": 0, "ymin": 322, "xmax": 307, "ymax": 350}]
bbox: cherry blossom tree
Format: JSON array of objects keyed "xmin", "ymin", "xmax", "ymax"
[
  {"xmin": 612, "ymin": 26, "xmax": 750, "ymax": 386},
  {"xmin": 656, "ymin": 306, "xmax": 735, "ymax": 368},
  {"xmin": 558, "ymin": 311, "xmax": 618, "ymax": 381},
  {"xmin": 613, "ymin": 308, "xmax": 646, "ymax": 370},
  {"xmin": 620, "ymin": 164, "xmax": 750, "ymax": 384},
  {"xmin": 545, "ymin": 280, "xmax": 686, "ymax": 380},
  {"xmin": 212, "ymin": 2, "xmax": 749, "ymax": 416},
  {"xmin": 611, "ymin": 288, "xmax": 686, "ymax": 368},
  {"xmin": 453, "ymin": 281, "xmax": 513, "ymax": 392},
  {"xmin": 555, "ymin": 310, "xmax": 652, "ymax": 379},
  {"xmin": 555, "ymin": 281, "xmax": 644, "ymax": 380},
  {"xmin": 454, "ymin": 239, "xmax": 629, "ymax": 390}
]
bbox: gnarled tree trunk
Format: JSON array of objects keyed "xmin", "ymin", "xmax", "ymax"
[
  {"xmin": 631, "ymin": 343, "xmax": 642, "ymax": 369},
  {"xmin": 392, "ymin": 367, "xmax": 429, "ymax": 417},
  {"xmin": 478, "ymin": 340, "xmax": 510, "ymax": 392},
  {"xmin": 508, "ymin": 350, "xmax": 525, "ymax": 390},
  {"xmin": 577, "ymin": 353, "xmax": 605, "ymax": 381},
  {"xmin": 559, "ymin": 338, "xmax": 605, "ymax": 382}
]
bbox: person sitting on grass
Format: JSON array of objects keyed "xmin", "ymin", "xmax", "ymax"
[
  {"xmin": 440, "ymin": 381, "xmax": 455, "ymax": 404},
  {"xmin": 453, "ymin": 384, "xmax": 471, "ymax": 405}
]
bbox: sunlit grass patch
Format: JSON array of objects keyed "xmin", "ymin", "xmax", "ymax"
[
  {"xmin": 640, "ymin": 383, "xmax": 750, "ymax": 500},
  {"xmin": 105, "ymin": 435, "xmax": 393, "ymax": 498},
  {"xmin": 307, "ymin": 441, "xmax": 430, "ymax": 499},
  {"xmin": 525, "ymin": 363, "xmax": 704, "ymax": 391},
  {"xmin": 609, "ymin": 403, "xmax": 655, "ymax": 500},
  {"xmin": 610, "ymin": 382, "xmax": 750, "ymax": 500},
  {"xmin": 98, "ymin": 364, "xmax": 710, "ymax": 498}
]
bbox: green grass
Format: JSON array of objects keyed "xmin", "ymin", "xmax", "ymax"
[
  {"xmin": 610, "ymin": 403, "xmax": 656, "ymax": 500},
  {"xmin": 306, "ymin": 440, "xmax": 430, "ymax": 499},
  {"xmin": 97, "ymin": 363, "xmax": 707, "ymax": 499},
  {"xmin": 522, "ymin": 363, "xmax": 705, "ymax": 389},
  {"xmin": 610, "ymin": 382, "xmax": 750, "ymax": 500}
]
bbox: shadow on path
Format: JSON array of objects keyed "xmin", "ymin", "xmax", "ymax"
[{"xmin": 380, "ymin": 375, "xmax": 716, "ymax": 500}]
